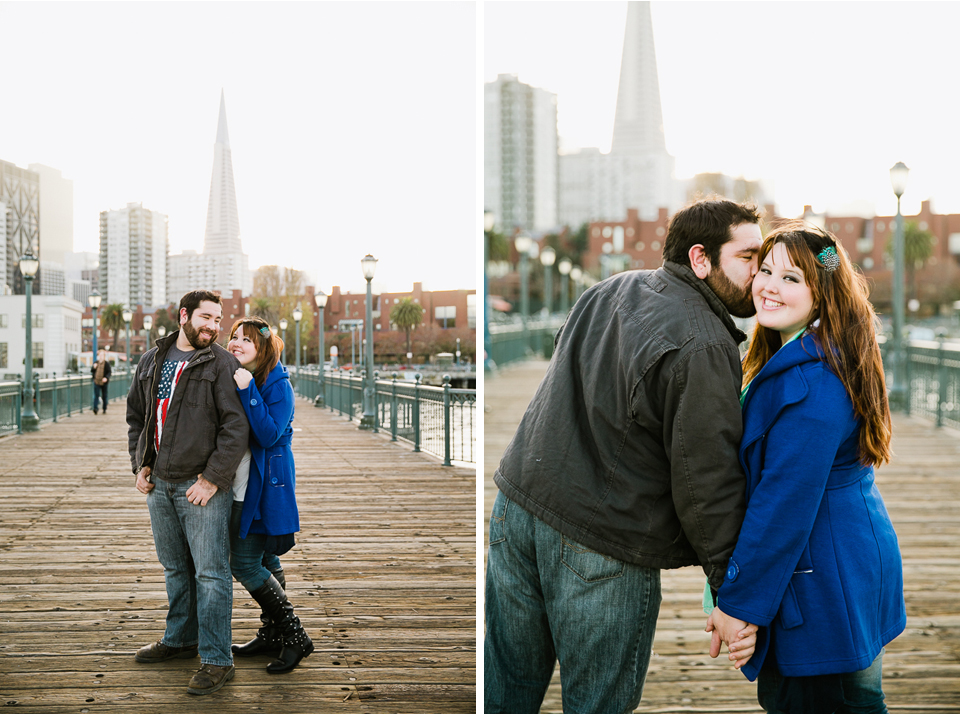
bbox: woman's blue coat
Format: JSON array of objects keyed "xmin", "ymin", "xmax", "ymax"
[
  {"xmin": 236, "ymin": 361, "xmax": 300, "ymax": 539},
  {"xmin": 717, "ymin": 334, "xmax": 905, "ymax": 680}
]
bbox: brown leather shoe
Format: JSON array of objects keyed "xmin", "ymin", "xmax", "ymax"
[
  {"xmin": 134, "ymin": 640, "xmax": 199, "ymax": 663},
  {"xmin": 187, "ymin": 663, "xmax": 235, "ymax": 695}
]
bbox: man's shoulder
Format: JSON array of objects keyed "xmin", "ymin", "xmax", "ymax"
[{"xmin": 207, "ymin": 343, "xmax": 241, "ymax": 370}]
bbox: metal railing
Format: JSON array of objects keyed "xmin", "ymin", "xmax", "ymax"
[
  {"xmin": 881, "ymin": 337, "xmax": 960, "ymax": 429},
  {"xmin": 292, "ymin": 368, "xmax": 476, "ymax": 465},
  {"xmin": 488, "ymin": 317, "xmax": 564, "ymax": 368},
  {"xmin": 0, "ymin": 370, "xmax": 134, "ymax": 436}
]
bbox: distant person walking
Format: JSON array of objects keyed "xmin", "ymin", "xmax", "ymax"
[
  {"xmin": 225, "ymin": 316, "xmax": 313, "ymax": 673},
  {"xmin": 91, "ymin": 349, "xmax": 111, "ymax": 414},
  {"xmin": 127, "ymin": 290, "xmax": 249, "ymax": 695}
]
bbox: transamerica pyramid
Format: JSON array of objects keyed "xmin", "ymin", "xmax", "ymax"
[
  {"xmin": 610, "ymin": 1, "xmax": 668, "ymax": 158},
  {"xmin": 203, "ymin": 89, "xmax": 242, "ymax": 255}
]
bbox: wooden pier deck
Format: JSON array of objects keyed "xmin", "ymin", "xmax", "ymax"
[
  {"xmin": 0, "ymin": 397, "xmax": 476, "ymax": 712},
  {"xmin": 484, "ymin": 360, "xmax": 960, "ymax": 713}
]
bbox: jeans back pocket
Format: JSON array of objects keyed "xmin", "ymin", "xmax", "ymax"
[{"xmin": 561, "ymin": 536, "xmax": 625, "ymax": 583}]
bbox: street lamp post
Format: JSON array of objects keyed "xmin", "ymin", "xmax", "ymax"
[
  {"xmin": 558, "ymin": 258, "xmax": 572, "ymax": 314},
  {"xmin": 572, "ymin": 266, "xmax": 585, "ymax": 300},
  {"xmin": 19, "ymin": 252, "xmax": 40, "ymax": 432},
  {"xmin": 157, "ymin": 324, "xmax": 166, "ymax": 339},
  {"xmin": 540, "ymin": 246, "xmax": 556, "ymax": 316},
  {"xmin": 122, "ymin": 307, "xmax": 133, "ymax": 371},
  {"xmin": 88, "ymin": 289, "xmax": 102, "ymax": 359},
  {"xmin": 889, "ymin": 161, "xmax": 910, "ymax": 411},
  {"xmin": 360, "ymin": 254, "xmax": 378, "ymax": 429},
  {"xmin": 484, "ymin": 209, "xmax": 496, "ymax": 371},
  {"xmin": 143, "ymin": 314, "xmax": 153, "ymax": 348},
  {"xmin": 350, "ymin": 325, "xmax": 356, "ymax": 368},
  {"xmin": 292, "ymin": 304, "xmax": 303, "ymax": 394},
  {"xmin": 456, "ymin": 337, "xmax": 461, "ymax": 366},
  {"xmin": 515, "ymin": 233, "xmax": 532, "ymax": 353},
  {"xmin": 314, "ymin": 290, "xmax": 327, "ymax": 407},
  {"xmin": 279, "ymin": 318, "xmax": 288, "ymax": 363}
]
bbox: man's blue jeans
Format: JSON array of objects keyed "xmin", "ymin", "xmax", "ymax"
[
  {"xmin": 484, "ymin": 491, "xmax": 662, "ymax": 714},
  {"xmin": 229, "ymin": 500, "xmax": 283, "ymax": 592},
  {"xmin": 758, "ymin": 649, "xmax": 887, "ymax": 714},
  {"xmin": 92, "ymin": 382, "xmax": 107, "ymax": 412},
  {"xmin": 146, "ymin": 477, "xmax": 233, "ymax": 667}
]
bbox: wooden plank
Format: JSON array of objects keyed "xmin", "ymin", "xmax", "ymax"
[
  {"xmin": 0, "ymin": 398, "xmax": 477, "ymax": 713},
  {"xmin": 484, "ymin": 359, "xmax": 960, "ymax": 713}
]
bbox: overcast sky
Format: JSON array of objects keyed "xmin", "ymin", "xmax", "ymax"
[
  {"xmin": 1, "ymin": 1, "xmax": 476, "ymax": 294},
  {"xmin": 485, "ymin": 1, "xmax": 960, "ymax": 219}
]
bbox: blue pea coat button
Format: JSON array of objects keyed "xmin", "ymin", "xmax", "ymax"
[
  {"xmin": 726, "ymin": 562, "xmax": 739, "ymax": 582},
  {"xmin": 250, "ymin": 398, "xmax": 258, "ymax": 405},
  {"xmin": 271, "ymin": 478, "xmax": 278, "ymax": 484}
]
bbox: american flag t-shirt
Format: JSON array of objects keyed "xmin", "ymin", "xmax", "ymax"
[{"xmin": 155, "ymin": 358, "xmax": 189, "ymax": 451}]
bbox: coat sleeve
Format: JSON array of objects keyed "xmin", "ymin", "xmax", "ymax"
[
  {"xmin": 661, "ymin": 342, "xmax": 747, "ymax": 590},
  {"xmin": 199, "ymin": 356, "xmax": 250, "ymax": 492},
  {"xmin": 237, "ymin": 379, "xmax": 294, "ymax": 449},
  {"xmin": 717, "ymin": 370, "xmax": 851, "ymax": 626},
  {"xmin": 126, "ymin": 358, "xmax": 147, "ymax": 474}
]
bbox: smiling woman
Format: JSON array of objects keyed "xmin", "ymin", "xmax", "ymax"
[
  {"xmin": 752, "ymin": 242, "xmax": 816, "ymax": 343},
  {"xmin": 715, "ymin": 222, "xmax": 903, "ymax": 709}
]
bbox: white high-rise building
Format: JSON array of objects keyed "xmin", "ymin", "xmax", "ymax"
[
  {"xmin": 99, "ymin": 203, "xmax": 168, "ymax": 308},
  {"xmin": 0, "ymin": 160, "xmax": 40, "ymax": 294},
  {"xmin": 559, "ymin": 1, "xmax": 681, "ymax": 228},
  {"xmin": 39, "ymin": 261, "xmax": 66, "ymax": 296},
  {"xmin": 168, "ymin": 90, "xmax": 251, "ymax": 303},
  {"xmin": 485, "ymin": 74, "xmax": 559, "ymax": 232},
  {"xmin": 28, "ymin": 164, "xmax": 73, "ymax": 267},
  {"xmin": 0, "ymin": 199, "xmax": 8, "ymax": 295}
]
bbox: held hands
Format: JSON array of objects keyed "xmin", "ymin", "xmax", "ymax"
[
  {"xmin": 135, "ymin": 466, "xmax": 154, "ymax": 494},
  {"xmin": 233, "ymin": 367, "xmax": 253, "ymax": 390},
  {"xmin": 186, "ymin": 476, "xmax": 218, "ymax": 506},
  {"xmin": 705, "ymin": 606, "xmax": 758, "ymax": 669}
]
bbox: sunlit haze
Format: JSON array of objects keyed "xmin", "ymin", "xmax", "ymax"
[
  {"xmin": 1, "ymin": 2, "xmax": 476, "ymax": 294},
  {"xmin": 485, "ymin": 2, "xmax": 960, "ymax": 219}
]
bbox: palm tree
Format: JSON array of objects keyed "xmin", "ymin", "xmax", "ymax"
[
  {"xmin": 250, "ymin": 297, "xmax": 276, "ymax": 325},
  {"xmin": 390, "ymin": 298, "xmax": 424, "ymax": 361},
  {"xmin": 885, "ymin": 221, "xmax": 934, "ymax": 300},
  {"xmin": 99, "ymin": 303, "xmax": 126, "ymax": 352}
]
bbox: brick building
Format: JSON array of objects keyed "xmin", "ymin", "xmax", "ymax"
[
  {"xmin": 582, "ymin": 202, "xmax": 960, "ymax": 312},
  {"xmin": 321, "ymin": 282, "xmax": 476, "ymax": 332}
]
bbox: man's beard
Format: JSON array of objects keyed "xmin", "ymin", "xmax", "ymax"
[
  {"xmin": 706, "ymin": 268, "xmax": 756, "ymax": 318},
  {"xmin": 182, "ymin": 320, "xmax": 218, "ymax": 349}
]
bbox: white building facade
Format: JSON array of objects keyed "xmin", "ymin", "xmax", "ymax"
[
  {"xmin": 28, "ymin": 163, "xmax": 74, "ymax": 267},
  {"xmin": 484, "ymin": 74, "xmax": 559, "ymax": 232},
  {"xmin": 0, "ymin": 294, "xmax": 84, "ymax": 378},
  {"xmin": 99, "ymin": 203, "xmax": 168, "ymax": 308},
  {"xmin": 167, "ymin": 250, "xmax": 249, "ymax": 305}
]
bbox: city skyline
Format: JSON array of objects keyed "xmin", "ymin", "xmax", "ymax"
[
  {"xmin": 485, "ymin": 1, "xmax": 960, "ymax": 220},
  {"xmin": 1, "ymin": 2, "xmax": 476, "ymax": 295}
]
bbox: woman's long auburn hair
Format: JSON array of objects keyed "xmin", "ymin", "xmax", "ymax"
[
  {"xmin": 741, "ymin": 221, "xmax": 892, "ymax": 466},
  {"xmin": 227, "ymin": 316, "xmax": 284, "ymax": 389}
]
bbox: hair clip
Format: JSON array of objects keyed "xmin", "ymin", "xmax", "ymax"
[
  {"xmin": 816, "ymin": 245, "xmax": 840, "ymax": 272},
  {"xmin": 259, "ymin": 326, "xmax": 272, "ymax": 337}
]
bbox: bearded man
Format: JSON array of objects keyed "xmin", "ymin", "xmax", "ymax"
[
  {"xmin": 485, "ymin": 198, "xmax": 763, "ymax": 714},
  {"xmin": 126, "ymin": 290, "xmax": 249, "ymax": 695}
]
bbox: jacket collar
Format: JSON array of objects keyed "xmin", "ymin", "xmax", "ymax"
[
  {"xmin": 154, "ymin": 329, "xmax": 215, "ymax": 366},
  {"xmin": 261, "ymin": 361, "xmax": 290, "ymax": 390},
  {"xmin": 740, "ymin": 334, "xmax": 825, "ymax": 448},
  {"xmin": 662, "ymin": 261, "xmax": 747, "ymax": 344}
]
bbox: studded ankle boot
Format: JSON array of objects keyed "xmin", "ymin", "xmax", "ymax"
[
  {"xmin": 231, "ymin": 570, "xmax": 287, "ymax": 657},
  {"xmin": 253, "ymin": 575, "xmax": 314, "ymax": 673}
]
